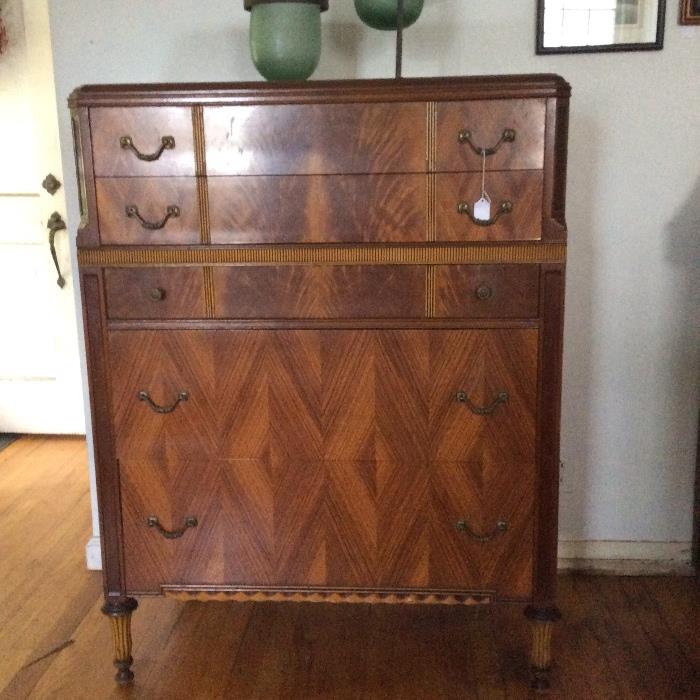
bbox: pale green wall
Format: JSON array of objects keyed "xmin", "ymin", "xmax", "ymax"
[{"xmin": 50, "ymin": 0, "xmax": 700, "ymax": 547}]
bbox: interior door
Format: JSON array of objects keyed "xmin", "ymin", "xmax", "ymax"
[{"xmin": 0, "ymin": 0, "xmax": 83, "ymax": 433}]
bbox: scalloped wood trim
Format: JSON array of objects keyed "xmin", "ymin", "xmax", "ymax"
[
  {"xmin": 162, "ymin": 586, "xmax": 493, "ymax": 606},
  {"xmin": 78, "ymin": 243, "xmax": 566, "ymax": 267}
]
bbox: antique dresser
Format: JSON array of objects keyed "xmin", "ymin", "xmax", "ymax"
[{"xmin": 70, "ymin": 74, "xmax": 570, "ymax": 691}]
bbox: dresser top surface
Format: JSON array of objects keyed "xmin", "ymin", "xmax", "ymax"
[{"xmin": 69, "ymin": 74, "xmax": 570, "ymax": 108}]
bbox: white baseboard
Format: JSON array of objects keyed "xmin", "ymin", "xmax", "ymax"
[
  {"xmin": 85, "ymin": 536, "xmax": 102, "ymax": 570},
  {"xmin": 83, "ymin": 536, "xmax": 694, "ymax": 575},
  {"xmin": 557, "ymin": 540, "xmax": 694, "ymax": 575}
]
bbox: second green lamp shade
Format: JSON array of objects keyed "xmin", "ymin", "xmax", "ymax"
[
  {"xmin": 249, "ymin": 2, "xmax": 322, "ymax": 81},
  {"xmin": 354, "ymin": 0, "xmax": 424, "ymax": 30}
]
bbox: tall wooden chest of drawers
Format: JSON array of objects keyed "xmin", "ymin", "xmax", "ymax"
[{"xmin": 70, "ymin": 74, "xmax": 570, "ymax": 691}]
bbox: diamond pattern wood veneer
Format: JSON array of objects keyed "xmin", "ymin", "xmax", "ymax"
[{"xmin": 72, "ymin": 75, "xmax": 570, "ymax": 689}]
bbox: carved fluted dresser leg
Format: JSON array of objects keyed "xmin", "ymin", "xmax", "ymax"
[
  {"xmin": 524, "ymin": 605, "xmax": 561, "ymax": 693},
  {"xmin": 102, "ymin": 597, "xmax": 138, "ymax": 685}
]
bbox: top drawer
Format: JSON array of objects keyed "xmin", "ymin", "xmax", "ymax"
[
  {"xmin": 91, "ymin": 107, "xmax": 196, "ymax": 177},
  {"xmin": 436, "ymin": 99, "xmax": 546, "ymax": 172},
  {"xmin": 203, "ymin": 102, "xmax": 426, "ymax": 175}
]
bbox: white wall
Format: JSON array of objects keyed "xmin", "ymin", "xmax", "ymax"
[{"xmin": 48, "ymin": 1, "xmax": 699, "ymax": 554}]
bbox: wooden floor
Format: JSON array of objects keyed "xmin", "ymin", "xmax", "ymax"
[{"xmin": 0, "ymin": 436, "xmax": 698, "ymax": 700}]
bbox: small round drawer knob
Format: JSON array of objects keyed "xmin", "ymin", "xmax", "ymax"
[
  {"xmin": 149, "ymin": 287, "xmax": 166, "ymax": 301},
  {"xmin": 475, "ymin": 285, "xmax": 493, "ymax": 300}
]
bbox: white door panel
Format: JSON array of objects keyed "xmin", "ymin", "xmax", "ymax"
[
  {"xmin": 0, "ymin": 195, "xmax": 44, "ymax": 244},
  {"xmin": 0, "ymin": 0, "xmax": 83, "ymax": 434},
  {"xmin": 0, "ymin": 245, "xmax": 58, "ymax": 378}
]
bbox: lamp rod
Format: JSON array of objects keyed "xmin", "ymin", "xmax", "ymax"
[{"xmin": 395, "ymin": 0, "xmax": 404, "ymax": 79}]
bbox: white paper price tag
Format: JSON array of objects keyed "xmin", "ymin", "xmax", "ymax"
[{"xmin": 473, "ymin": 196, "xmax": 491, "ymax": 222}]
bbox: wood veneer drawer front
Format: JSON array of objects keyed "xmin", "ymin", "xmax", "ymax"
[
  {"xmin": 434, "ymin": 265, "xmax": 540, "ymax": 319},
  {"xmin": 435, "ymin": 171, "xmax": 543, "ymax": 241},
  {"xmin": 96, "ymin": 178, "xmax": 200, "ymax": 245},
  {"xmin": 108, "ymin": 328, "xmax": 537, "ymax": 465},
  {"xmin": 203, "ymin": 103, "xmax": 426, "ymax": 175},
  {"xmin": 109, "ymin": 331, "xmax": 217, "ymax": 463},
  {"xmin": 429, "ymin": 329, "xmax": 538, "ymax": 463},
  {"xmin": 209, "ymin": 175, "xmax": 426, "ymax": 244},
  {"xmin": 213, "ymin": 265, "xmax": 426, "ymax": 319},
  {"xmin": 120, "ymin": 456, "xmax": 534, "ymax": 599},
  {"xmin": 91, "ymin": 107, "xmax": 196, "ymax": 177},
  {"xmin": 104, "ymin": 268, "xmax": 206, "ymax": 320},
  {"xmin": 435, "ymin": 99, "xmax": 546, "ymax": 172}
]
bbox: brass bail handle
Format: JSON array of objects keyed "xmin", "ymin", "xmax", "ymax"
[
  {"xmin": 455, "ymin": 519, "xmax": 508, "ymax": 542},
  {"xmin": 457, "ymin": 200, "xmax": 513, "ymax": 228},
  {"xmin": 147, "ymin": 515, "xmax": 198, "ymax": 539},
  {"xmin": 138, "ymin": 390, "xmax": 189, "ymax": 414},
  {"xmin": 125, "ymin": 204, "xmax": 180, "ymax": 231},
  {"xmin": 120, "ymin": 135, "xmax": 175, "ymax": 162},
  {"xmin": 46, "ymin": 212, "xmax": 67, "ymax": 288},
  {"xmin": 457, "ymin": 128, "xmax": 516, "ymax": 157},
  {"xmin": 456, "ymin": 390, "xmax": 509, "ymax": 416}
]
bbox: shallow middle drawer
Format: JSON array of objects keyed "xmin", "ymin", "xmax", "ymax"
[
  {"xmin": 104, "ymin": 267, "xmax": 206, "ymax": 319},
  {"xmin": 213, "ymin": 265, "xmax": 426, "ymax": 319},
  {"xmin": 434, "ymin": 264, "xmax": 540, "ymax": 319}
]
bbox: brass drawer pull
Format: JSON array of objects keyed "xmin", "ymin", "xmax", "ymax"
[
  {"xmin": 147, "ymin": 515, "xmax": 198, "ymax": 539},
  {"xmin": 149, "ymin": 287, "xmax": 166, "ymax": 301},
  {"xmin": 125, "ymin": 204, "xmax": 180, "ymax": 230},
  {"xmin": 138, "ymin": 390, "xmax": 189, "ymax": 414},
  {"xmin": 456, "ymin": 519, "xmax": 508, "ymax": 542},
  {"xmin": 457, "ymin": 200, "xmax": 513, "ymax": 227},
  {"xmin": 456, "ymin": 390, "xmax": 508, "ymax": 415},
  {"xmin": 475, "ymin": 284, "xmax": 493, "ymax": 300},
  {"xmin": 457, "ymin": 128, "xmax": 516, "ymax": 156},
  {"xmin": 119, "ymin": 134, "xmax": 175, "ymax": 161}
]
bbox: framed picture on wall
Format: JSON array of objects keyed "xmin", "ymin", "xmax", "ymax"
[
  {"xmin": 536, "ymin": 0, "xmax": 667, "ymax": 54},
  {"xmin": 680, "ymin": 0, "xmax": 700, "ymax": 24}
]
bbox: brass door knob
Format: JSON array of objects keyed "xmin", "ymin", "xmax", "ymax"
[{"xmin": 149, "ymin": 287, "xmax": 166, "ymax": 301}]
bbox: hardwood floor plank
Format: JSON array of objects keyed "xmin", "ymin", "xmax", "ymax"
[
  {"xmin": 551, "ymin": 574, "xmax": 620, "ymax": 699},
  {"xmin": 0, "ymin": 436, "xmax": 97, "ymax": 697},
  {"xmin": 642, "ymin": 577, "xmax": 700, "ymax": 669},
  {"xmin": 1, "ymin": 436, "xmax": 699, "ymax": 699}
]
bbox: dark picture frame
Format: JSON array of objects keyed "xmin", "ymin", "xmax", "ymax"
[
  {"xmin": 536, "ymin": 0, "xmax": 666, "ymax": 54},
  {"xmin": 680, "ymin": 0, "xmax": 700, "ymax": 24}
]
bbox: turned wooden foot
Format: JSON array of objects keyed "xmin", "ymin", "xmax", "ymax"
[
  {"xmin": 525, "ymin": 606, "xmax": 561, "ymax": 693},
  {"xmin": 102, "ymin": 597, "xmax": 138, "ymax": 685}
]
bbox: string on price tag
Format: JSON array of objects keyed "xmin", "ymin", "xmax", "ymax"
[{"xmin": 473, "ymin": 149, "xmax": 491, "ymax": 222}]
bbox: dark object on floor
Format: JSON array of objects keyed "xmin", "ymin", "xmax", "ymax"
[{"xmin": 0, "ymin": 434, "xmax": 21, "ymax": 452}]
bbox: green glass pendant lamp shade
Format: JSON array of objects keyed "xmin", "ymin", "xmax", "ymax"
[
  {"xmin": 245, "ymin": 0, "xmax": 328, "ymax": 81},
  {"xmin": 354, "ymin": 0, "xmax": 424, "ymax": 30}
]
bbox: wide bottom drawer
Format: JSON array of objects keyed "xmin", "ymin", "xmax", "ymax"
[
  {"xmin": 121, "ymin": 456, "xmax": 535, "ymax": 600},
  {"xmin": 110, "ymin": 327, "xmax": 539, "ymax": 600}
]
